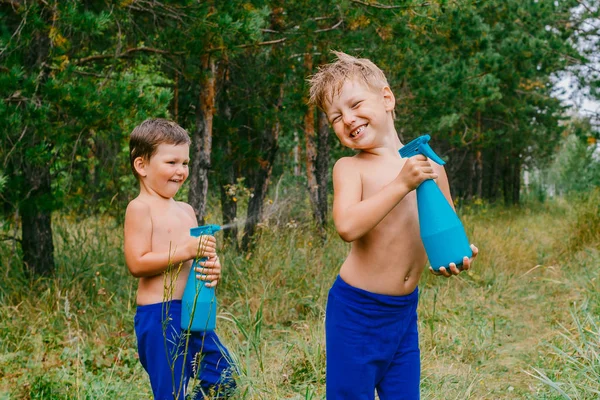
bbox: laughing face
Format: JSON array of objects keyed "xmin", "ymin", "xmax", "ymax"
[
  {"xmin": 137, "ymin": 143, "xmax": 190, "ymax": 199},
  {"xmin": 325, "ymin": 79, "xmax": 395, "ymax": 151}
]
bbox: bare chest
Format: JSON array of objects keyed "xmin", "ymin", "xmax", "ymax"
[
  {"xmin": 360, "ymin": 159, "xmax": 420, "ymax": 232},
  {"xmin": 150, "ymin": 207, "xmax": 196, "ymax": 253}
]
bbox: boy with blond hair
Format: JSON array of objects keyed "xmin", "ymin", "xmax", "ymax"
[
  {"xmin": 309, "ymin": 52, "xmax": 478, "ymax": 399},
  {"xmin": 124, "ymin": 119, "xmax": 236, "ymax": 399}
]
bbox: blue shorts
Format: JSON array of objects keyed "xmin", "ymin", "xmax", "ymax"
[
  {"xmin": 134, "ymin": 300, "xmax": 236, "ymax": 399},
  {"xmin": 326, "ymin": 276, "xmax": 420, "ymax": 400}
]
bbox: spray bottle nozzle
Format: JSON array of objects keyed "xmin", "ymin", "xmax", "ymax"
[
  {"xmin": 399, "ymin": 134, "xmax": 446, "ymax": 165},
  {"xmin": 190, "ymin": 224, "xmax": 222, "ymax": 237}
]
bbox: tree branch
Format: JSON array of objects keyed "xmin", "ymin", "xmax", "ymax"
[
  {"xmin": 350, "ymin": 0, "xmax": 429, "ymax": 9},
  {"xmin": 3, "ymin": 125, "xmax": 27, "ymax": 169},
  {"xmin": 0, "ymin": 234, "xmax": 21, "ymax": 243},
  {"xmin": 74, "ymin": 46, "xmax": 176, "ymax": 65},
  {"xmin": 237, "ymin": 38, "xmax": 287, "ymax": 48},
  {"xmin": 0, "ymin": 0, "xmax": 22, "ymax": 8},
  {"xmin": 208, "ymin": 38, "xmax": 287, "ymax": 53},
  {"xmin": 315, "ymin": 19, "xmax": 343, "ymax": 33}
]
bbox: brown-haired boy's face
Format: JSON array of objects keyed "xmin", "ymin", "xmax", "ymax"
[
  {"xmin": 324, "ymin": 79, "xmax": 395, "ymax": 151},
  {"xmin": 137, "ymin": 143, "xmax": 190, "ymax": 199}
]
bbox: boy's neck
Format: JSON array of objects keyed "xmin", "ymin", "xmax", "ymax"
[
  {"xmin": 360, "ymin": 126, "xmax": 403, "ymax": 157},
  {"xmin": 137, "ymin": 183, "xmax": 177, "ymax": 203}
]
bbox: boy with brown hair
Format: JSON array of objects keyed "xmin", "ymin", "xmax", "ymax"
[
  {"xmin": 309, "ymin": 52, "xmax": 478, "ymax": 399},
  {"xmin": 124, "ymin": 118, "xmax": 236, "ymax": 399}
]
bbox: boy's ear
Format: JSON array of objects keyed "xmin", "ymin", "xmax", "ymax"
[
  {"xmin": 382, "ymin": 86, "xmax": 395, "ymax": 112},
  {"xmin": 133, "ymin": 157, "xmax": 147, "ymax": 177}
]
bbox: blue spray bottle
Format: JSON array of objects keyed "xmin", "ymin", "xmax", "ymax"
[
  {"xmin": 399, "ymin": 135, "xmax": 472, "ymax": 271},
  {"xmin": 181, "ymin": 224, "xmax": 221, "ymax": 332}
]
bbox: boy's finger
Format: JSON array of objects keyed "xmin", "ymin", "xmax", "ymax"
[
  {"xmin": 448, "ymin": 263, "xmax": 461, "ymax": 275},
  {"xmin": 462, "ymin": 257, "xmax": 471, "ymax": 270},
  {"xmin": 470, "ymin": 244, "xmax": 479, "ymax": 257}
]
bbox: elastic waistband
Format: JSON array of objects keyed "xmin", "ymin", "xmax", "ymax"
[
  {"xmin": 330, "ymin": 275, "xmax": 418, "ymax": 312},
  {"xmin": 135, "ymin": 300, "xmax": 181, "ymax": 315}
]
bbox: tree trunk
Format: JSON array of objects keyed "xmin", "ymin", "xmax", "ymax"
[
  {"xmin": 502, "ymin": 155, "xmax": 511, "ymax": 205},
  {"xmin": 189, "ymin": 55, "xmax": 217, "ymax": 224},
  {"xmin": 217, "ymin": 67, "xmax": 239, "ymax": 247},
  {"xmin": 465, "ymin": 151, "xmax": 474, "ymax": 200},
  {"xmin": 242, "ymin": 86, "xmax": 283, "ymax": 251},
  {"xmin": 19, "ymin": 8, "xmax": 55, "ymax": 276},
  {"xmin": 21, "ymin": 159, "xmax": 55, "ymax": 277},
  {"xmin": 219, "ymin": 138, "xmax": 238, "ymax": 247},
  {"xmin": 303, "ymin": 52, "xmax": 325, "ymax": 232},
  {"xmin": 475, "ymin": 150, "xmax": 483, "ymax": 198},
  {"xmin": 512, "ymin": 157, "xmax": 521, "ymax": 205},
  {"xmin": 293, "ymin": 131, "xmax": 301, "ymax": 177},
  {"xmin": 316, "ymin": 110, "xmax": 330, "ymax": 229},
  {"xmin": 485, "ymin": 149, "xmax": 501, "ymax": 202},
  {"xmin": 304, "ymin": 100, "xmax": 319, "ymax": 223}
]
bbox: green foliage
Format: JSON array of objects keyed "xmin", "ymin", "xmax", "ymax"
[
  {"xmin": 566, "ymin": 188, "xmax": 600, "ymax": 254},
  {"xmin": 528, "ymin": 304, "xmax": 600, "ymax": 398},
  {"xmin": 0, "ymin": 171, "xmax": 6, "ymax": 194},
  {"xmin": 548, "ymin": 134, "xmax": 600, "ymax": 194},
  {"xmin": 0, "ymin": 2, "xmax": 173, "ymax": 215},
  {"xmin": 1, "ymin": 197, "xmax": 600, "ymax": 398}
]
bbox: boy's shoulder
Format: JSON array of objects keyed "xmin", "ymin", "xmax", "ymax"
[
  {"xmin": 175, "ymin": 200, "xmax": 196, "ymax": 218},
  {"xmin": 126, "ymin": 197, "xmax": 195, "ymax": 217},
  {"xmin": 333, "ymin": 153, "xmax": 371, "ymax": 174},
  {"xmin": 124, "ymin": 198, "xmax": 197, "ymax": 230},
  {"xmin": 332, "ymin": 156, "xmax": 363, "ymax": 187},
  {"xmin": 126, "ymin": 197, "xmax": 150, "ymax": 215},
  {"xmin": 333, "ymin": 154, "xmax": 360, "ymax": 168}
]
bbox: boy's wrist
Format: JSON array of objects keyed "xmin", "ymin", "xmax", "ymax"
[{"xmin": 394, "ymin": 180, "xmax": 410, "ymax": 199}]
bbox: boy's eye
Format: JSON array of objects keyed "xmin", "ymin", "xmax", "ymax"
[
  {"xmin": 331, "ymin": 115, "xmax": 341, "ymax": 123},
  {"xmin": 351, "ymin": 101, "xmax": 362, "ymax": 109}
]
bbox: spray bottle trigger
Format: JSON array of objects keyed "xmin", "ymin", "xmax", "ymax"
[{"xmin": 420, "ymin": 143, "xmax": 446, "ymax": 166}]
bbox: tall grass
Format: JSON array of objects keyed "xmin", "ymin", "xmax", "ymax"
[{"xmin": 0, "ymin": 192, "xmax": 599, "ymax": 399}]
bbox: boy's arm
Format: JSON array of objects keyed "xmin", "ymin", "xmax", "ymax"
[
  {"xmin": 332, "ymin": 155, "xmax": 437, "ymax": 242},
  {"xmin": 123, "ymin": 200, "xmax": 216, "ymax": 278}
]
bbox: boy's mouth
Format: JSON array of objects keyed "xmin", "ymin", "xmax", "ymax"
[{"xmin": 350, "ymin": 124, "xmax": 366, "ymax": 139}]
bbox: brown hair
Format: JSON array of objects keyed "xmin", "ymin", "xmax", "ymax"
[
  {"xmin": 308, "ymin": 51, "xmax": 393, "ymax": 117},
  {"xmin": 129, "ymin": 118, "xmax": 191, "ymax": 179}
]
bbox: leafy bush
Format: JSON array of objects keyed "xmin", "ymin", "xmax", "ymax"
[{"xmin": 548, "ymin": 134, "xmax": 600, "ymax": 195}]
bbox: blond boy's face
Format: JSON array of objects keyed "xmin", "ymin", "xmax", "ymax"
[
  {"xmin": 136, "ymin": 143, "xmax": 190, "ymax": 199},
  {"xmin": 324, "ymin": 79, "xmax": 395, "ymax": 150}
]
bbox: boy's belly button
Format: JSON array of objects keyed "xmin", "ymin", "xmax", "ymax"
[{"xmin": 404, "ymin": 275, "xmax": 409, "ymax": 281}]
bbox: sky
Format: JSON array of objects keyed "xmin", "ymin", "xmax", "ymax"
[{"xmin": 553, "ymin": 3, "xmax": 600, "ymax": 130}]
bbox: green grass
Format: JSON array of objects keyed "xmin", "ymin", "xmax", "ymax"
[{"xmin": 1, "ymin": 191, "xmax": 599, "ymax": 399}]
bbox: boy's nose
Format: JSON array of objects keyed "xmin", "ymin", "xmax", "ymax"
[{"xmin": 342, "ymin": 112, "xmax": 356, "ymax": 125}]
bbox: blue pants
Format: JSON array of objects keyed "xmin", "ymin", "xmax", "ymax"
[
  {"xmin": 326, "ymin": 276, "xmax": 420, "ymax": 400},
  {"xmin": 134, "ymin": 300, "xmax": 236, "ymax": 399}
]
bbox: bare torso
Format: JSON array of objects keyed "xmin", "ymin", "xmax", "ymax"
[
  {"xmin": 339, "ymin": 153, "xmax": 428, "ymax": 296},
  {"xmin": 135, "ymin": 197, "xmax": 197, "ymax": 305}
]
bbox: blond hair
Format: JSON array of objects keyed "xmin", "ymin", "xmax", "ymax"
[{"xmin": 308, "ymin": 51, "xmax": 393, "ymax": 117}]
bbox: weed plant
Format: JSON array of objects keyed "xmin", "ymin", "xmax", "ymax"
[{"xmin": 0, "ymin": 192, "xmax": 599, "ymax": 399}]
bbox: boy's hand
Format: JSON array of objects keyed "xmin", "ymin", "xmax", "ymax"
[
  {"xmin": 430, "ymin": 244, "xmax": 479, "ymax": 277},
  {"xmin": 196, "ymin": 256, "xmax": 222, "ymax": 287},
  {"xmin": 399, "ymin": 154, "xmax": 438, "ymax": 191},
  {"xmin": 189, "ymin": 235, "xmax": 217, "ymax": 259}
]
